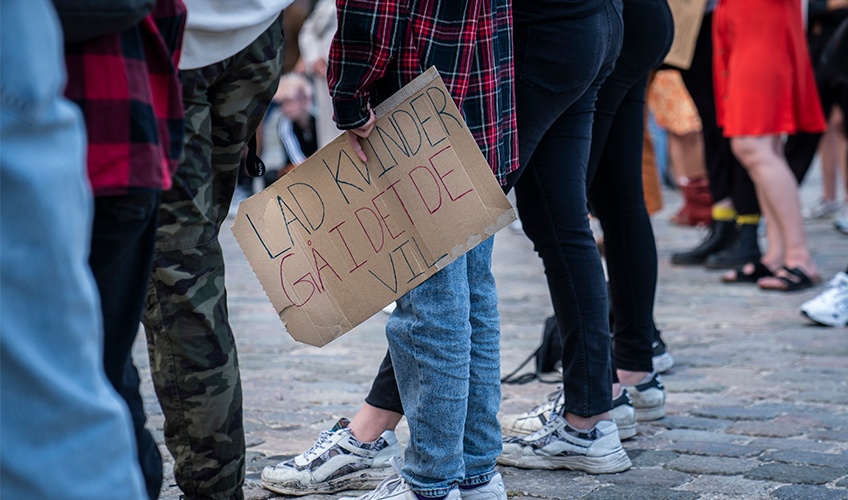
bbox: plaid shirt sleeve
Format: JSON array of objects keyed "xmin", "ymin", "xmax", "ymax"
[
  {"xmin": 327, "ymin": 0, "xmax": 410, "ymax": 129},
  {"xmin": 64, "ymin": 0, "xmax": 186, "ymax": 197},
  {"xmin": 328, "ymin": 0, "xmax": 518, "ymax": 183}
]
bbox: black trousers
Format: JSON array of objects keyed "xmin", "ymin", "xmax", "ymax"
[
  {"xmin": 587, "ymin": 0, "xmax": 674, "ymax": 374},
  {"xmin": 367, "ymin": 1, "xmax": 624, "ymax": 418},
  {"xmin": 90, "ymin": 191, "xmax": 163, "ymax": 500},
  {"xmin": 678, "ymin": 13, "xmax": 761, "ymax": 215}
]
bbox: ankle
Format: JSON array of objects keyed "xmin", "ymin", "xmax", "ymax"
[
  {"xmin": 564, "ymin": 412, "xmax": 609, "ymax": 431},
  {"xmin": 617, "ymin": 370, "xmax": 651, "ymax": 386}
]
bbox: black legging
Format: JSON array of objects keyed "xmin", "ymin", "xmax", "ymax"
[{"xmin": 587, "ymin": 0, "xmax": 674, "ymax": 374}]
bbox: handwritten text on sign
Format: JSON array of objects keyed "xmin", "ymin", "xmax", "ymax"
[{"xmin": 232, "ymin": 69, "xmax": 515, "ymax": 347}]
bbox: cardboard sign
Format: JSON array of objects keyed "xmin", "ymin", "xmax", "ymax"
[
  {"xmin": 232, "ymin": 68, "xmax": 516, "ymax": 347},
  {"xmin": 664, "ymin": 0, "xmax": 708, "ymax": 70}
]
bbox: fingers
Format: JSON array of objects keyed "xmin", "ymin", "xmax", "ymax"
[
  {"xmin": 346, "ymin": 109, "xmax": 377, "ymax": 163},
  {"xmin": 346, "ymin": 130, "xmax": 368, "ymax": 163}
]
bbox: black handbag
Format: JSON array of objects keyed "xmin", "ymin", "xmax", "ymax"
[{"xmin": 52, "ymin": 0, "xmax": 155, "ymax": 43}]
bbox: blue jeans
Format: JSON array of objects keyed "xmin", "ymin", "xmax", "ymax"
[
  {"xmin": 386, "ymin": 237, "xmax": 501, "ymax": 498},
  {"xmin": 0, "ymin": 0, "xmax": 147, "ymax": 498}
]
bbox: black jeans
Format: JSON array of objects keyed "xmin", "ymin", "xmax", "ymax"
[
  {"xmin": 367, "ymin": 1, "xmax": 624, "ymax": 419},
  {"xmin": 678, "ymin": 12, "xmax": 760, "ymax": 215},
  {"xmin": 89, "ymin": 191, "xmax": 163, "ymax": 500},
  {"xmin": 587, "ymin": 0, "xmax": 674, "ymax": 374}
]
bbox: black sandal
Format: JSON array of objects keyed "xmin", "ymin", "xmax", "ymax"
[
  {"xmin": 758, "ymin": 266, "xmax": 820, "ymax": 292},
  {"xmin": 722, "ymin": 261, "xmax": 773, "ymax": 283}
]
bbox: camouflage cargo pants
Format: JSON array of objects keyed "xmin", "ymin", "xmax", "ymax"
[{"xmin": 142, "ymin": 16, "xmax": 284, "ymax": 500}]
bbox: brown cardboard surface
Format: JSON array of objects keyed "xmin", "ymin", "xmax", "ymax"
[
  {"xmin": 664, "ymin": 0, "xmax": 708, "ymax": 70},
  {"xmin": 231, "ymin": 67, "xmax": 516, "ymax": 347}
]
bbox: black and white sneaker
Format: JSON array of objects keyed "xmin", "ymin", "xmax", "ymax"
[
  {"xmin": 610, "ymin": 389, "xmax": 636, "ymax": 440},
  {"xmin": 497, "ymin": 412, "xmax": 631, "ymax": 474},
  {"xmin": 625, "ymin": 372, "xmax": 666, "ymax": 421},
  {"xmin": 262, "ymin": 419, "xmax": 401, "ymax": 495},
  {"xmin": 652, "ymin": 335, "xmax": 675, "ymax": 374}
]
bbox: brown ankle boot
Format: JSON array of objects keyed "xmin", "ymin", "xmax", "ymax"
[{"xmin": 671, "ymin": 177, "xmax": 712, "ymax": 226}]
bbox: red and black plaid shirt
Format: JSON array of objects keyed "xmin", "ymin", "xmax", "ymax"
[
  {"xmin": 64, "ymin": 0, "xmax": 187, "ymax": 197},
  {"xmin": 328, "ymin": 0, "xmax": 518, "ymax": 184}
]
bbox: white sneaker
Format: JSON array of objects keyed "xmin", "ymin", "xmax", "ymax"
[
  {"xmin": 835, "ymin": 206, "xmax": 848, "ymax": 235},
  {"xmin": 338, "ymin": 458, "xmax": 462, "ymax": 500},
  {"xmin": 498, "ymin": 412, "xmax": 631, "ymax": 474},
  {"xmin": 500, "ymin": 389, "xmax": 564, "ymax": 437},
  {"xmin": 801, "ymin": 272, "xmax": 848, "ymax": 327},
  {"xmin": 624, "ymin": 372, "xmax": 666, "ymax": 422},
  {"xmin": 610, "ymin": 389, "xmax": 636, "ymax": 440},
  {"xmin": 262, "ymin": 419, "xmax": 401, "ymax": 495},
  {"xmin": 500, "ymin": 387, "xmax": 635, "ymax": 440},
  {"xmin": 804, "ymin": 198, "xmax": 841, "ymax": 219},
  {"xmin": 460, "ymin": 473, "xmax": 506, "ymax": 500}
]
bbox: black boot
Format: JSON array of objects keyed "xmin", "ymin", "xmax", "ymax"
[
  {"xmin": 703, "ymin": 223, "xmax": 761, "ymax": 269},
  {"xmin": 670, "ymin": 220, "xmax": 737, "ymax": 265}
]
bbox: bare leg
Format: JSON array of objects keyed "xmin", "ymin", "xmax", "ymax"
[
  {"xmin": 821, "ymin": 107, "xmax": 843, "ymax": 202},
  {"xmin": 348, "ymin": 403, "xmax": 403, "ymax": 443},
  {"xmin": 731, "ymin": 136, "xmax": 818, "ymax": 281},
  {"xmin": 668, "ymin": 131, "xmax": 707, "ymax": 179}
]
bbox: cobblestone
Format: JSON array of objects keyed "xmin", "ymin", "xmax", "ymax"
[
  {"xmin": 666, "ymin": 455, "xmax": 760, "ymax": 475},
  {"xmin": 743, "ymin": 464, "xmax": 847, "ymax": 485},
  {"xmin": 771, "ymin": 484, "xmax": 848, "ymax": 500},
  {"xmin": 137, "ymin": 175, "xmax": 848, "ymax": 500}
]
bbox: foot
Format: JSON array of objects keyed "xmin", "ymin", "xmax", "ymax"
[
  {"xmin": 652, "ymin": 333, "xmax": 675, "ymax": 374},
  {"xmin": 500, "ymin": 388, "xmax": 634, "ymax": 440},
  {"xmin": 703, "ymin": 223, "xmax": 761, "ymax": 269},
  {"xmin": 758, "ymin": 266, "xmax": 820, "ymax": 292},
  {"xmin": 800, "ymin": 272, "xmax": 848, "ymax": 327},
  {"xmin": 670, "ymin": 220, "xmax": 737, "ymax": 266},
  {"xmin": 262, "ymin": 418, "xmax": 401, "ymax": 496},
  {"xmin": 722, "ymin": 260, "xmax": 775, "ymax": 283},
  {"xmin": 623, "ymin": 372, "xmax": 666, "ymax": 422},
  {"xmin": 337, "ymin": 458, "xmax": 461, "ymax": 500},
  {"xmin": 498, "ymin": 412, "xmax": 631, "ymax": 474},
  {"xmin": 459, "ymin": 473, "xmax": 507, "ymax": 500}
]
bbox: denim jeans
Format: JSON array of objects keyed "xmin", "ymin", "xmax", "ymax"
[
  {"xmin": 90, "ymin": 192, "xmax": 164, "ymax": 500},
  {"xmin": 0, "ymin": 0, "xmax": 147, "ymax": 498},
  {"xmin": 587, "ymin": 0, "xmax": 674, "ymax": 374},
  {"xmin": 503, "ymin": 0, "xmax": 624, "ymax": 418},
  {"xmin": 386, "ymin": 237, "xmax": 501, "ymax": 498}
]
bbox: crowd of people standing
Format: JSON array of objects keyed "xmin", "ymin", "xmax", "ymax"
[{"xmin": 1, "ymin": 0, "xmax": 846, "ymax": 499}]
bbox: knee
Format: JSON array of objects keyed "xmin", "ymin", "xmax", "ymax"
[{"xmin": 730, "ymin": 137, "xmax": 771, "ymax": 172}]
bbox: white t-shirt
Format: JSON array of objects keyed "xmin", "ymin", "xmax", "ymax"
[{"xmin": 179, "ymin": 0, "xmax": 294, "ymax": 70}]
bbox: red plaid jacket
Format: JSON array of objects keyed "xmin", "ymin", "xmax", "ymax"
[
  {"xmin": 64, "ymin": 0, "xmax": 186, "ymax": 197},
  {"xmin": 328, "ymin": 0, "xmax": 518, "ymax": 183}
]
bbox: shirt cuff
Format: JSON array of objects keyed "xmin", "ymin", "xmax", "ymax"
[{"xmin": 333, "ymin": 96, "xmax": 370, "ymax": 129}]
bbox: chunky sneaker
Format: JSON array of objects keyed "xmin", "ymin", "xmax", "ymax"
[
  {"xmin": 500, "ymin": 389, "xmax": 564, "ymax": 437},
  {"xmin": 624, "ymin": 373, "xmax": 666, "ymax": 422},
  {"xmin": 339, "ymin": 457, "xmax": 461, "ymax": 500},
  {"xmin": 800, "ymin": 272, "xmax": 848, "ymax": 327},
  {"xmin": 610, "ymin": 389, "xmax": 636, "ymax": 440},
  {"xmin": 804, "ymin": 198, "xmax": 841, "ymax": 219},
  {"xmin": 262, "ymin": 418, "xmax": 401, "ymax": 495},
  {"xmin": 460, "ymin": 472, "xmax": 506, "ymax": 500},
  {"xmin": 498, "ymin": 412, "xmax": 631, "ymax": 474},
  {"xmin": 500, "ymin": 388, "xmax": 634, "ymax": 440},
  {"xmin": 652, "ymin": 334, "xmax": 675, "ymax": 374}
]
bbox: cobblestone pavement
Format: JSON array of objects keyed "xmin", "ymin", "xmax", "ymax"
[{"xmin": 138, "ymin": 168, "xmax": 848, "ymax": 500}]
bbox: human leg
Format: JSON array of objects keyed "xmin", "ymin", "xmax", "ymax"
[
  {"xmin": 143, "ymin": 18, "xmax": 285, "ymax": 500},
  {"xmin": 730, "ymin": 136, "xmax": 819, "ymax": 287},
  {"xmin": 90, "ymin": 192, "xmax": 164, "ymax": 500},
  {"xmin": 0, "ymin": 1, "xmax": 146, "ymax": 497}
]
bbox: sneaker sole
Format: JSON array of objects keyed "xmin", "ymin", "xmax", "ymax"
[
  {"xmin": 261, "ymin": 467, "xmax": 395, "ymax": 496},
  {"xmin": 634, "ymin": 406, "xmax": 665, "ymax": 422},
  {"xmin": 652, "ymin": 353, "xmax": 675, "ymax": 374},
  {"xmin": 496, "ymin": 448, "xmax": 632, "ymax": 474},
  {"xmin": 801, "ymin": 309, "xmax": 848, "ymax": 328},
  {"xmin": 617, "ymin": 422, "xmax": 636, "ymax": 440}
]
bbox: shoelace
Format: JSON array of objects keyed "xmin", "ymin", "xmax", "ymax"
[
  {"xmin": 349, "ymin": 457, "xmax": 406, "ymax": 500},
  {"xmin": 301, "ymin": 429, "xmax": 334, "ymax": 461},
  {"xmin": 522, "ymin": 411, "xmax": 563, "ymax": 441}
]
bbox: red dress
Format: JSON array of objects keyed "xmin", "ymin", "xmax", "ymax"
[{"xmin": 713, "ymin": 0, "xmax": 826, "ymax": 137}]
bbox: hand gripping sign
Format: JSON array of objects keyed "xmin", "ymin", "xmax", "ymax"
[{"xmin": 232, "ymin": 67, "xmax": 516, "ymax": 347}]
